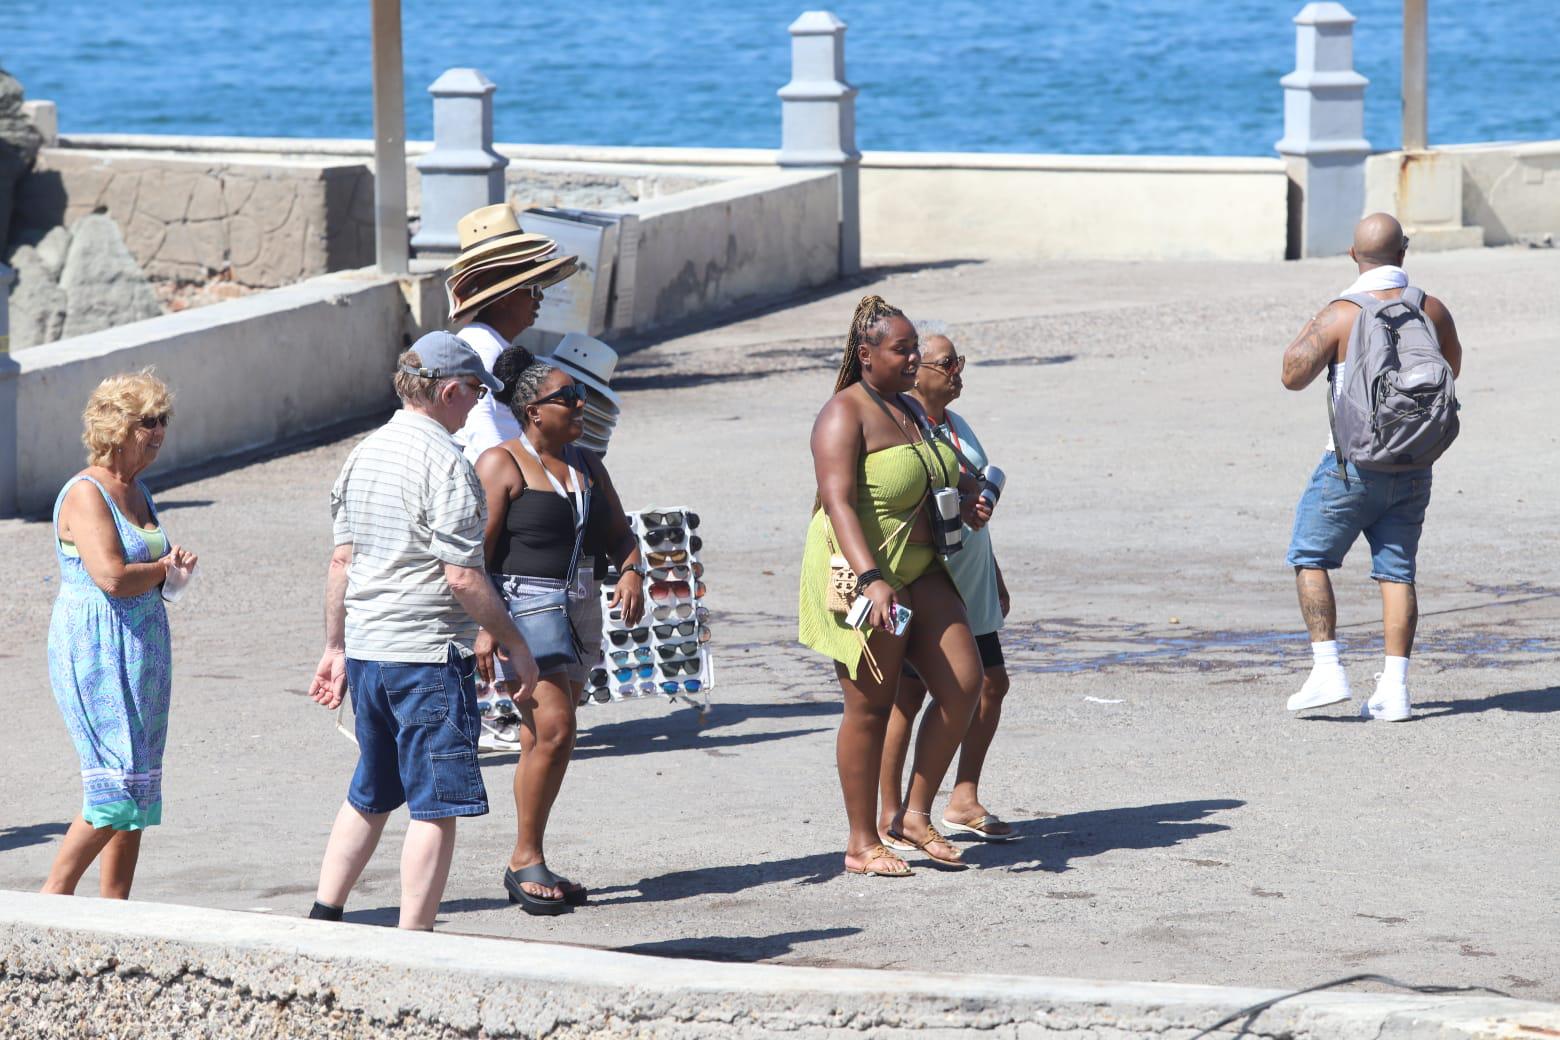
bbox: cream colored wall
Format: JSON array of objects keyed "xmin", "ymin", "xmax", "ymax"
[
  {"xmin": 856, "ymin": 153, "xmax": 1288, "ymax": 262},
  {"xmin": 1367, "ymin": 141, "xmax": 1560, "ymax": 248}
]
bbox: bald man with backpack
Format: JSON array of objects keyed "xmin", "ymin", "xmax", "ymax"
[{"xmin": 1280, "ymin": 213, "xmax": 1464, "ymax": 722}]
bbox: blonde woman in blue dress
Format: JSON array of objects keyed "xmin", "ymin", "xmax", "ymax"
[{"xmin": 42, "ymin": 371, "xmax": 197, "ymax": 898}]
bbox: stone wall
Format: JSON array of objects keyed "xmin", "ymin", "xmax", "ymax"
[
  {"xmin": 19, "ymin": 147, "xmax": 376, "ymax": 288},
  {"xmin": 1, "ymin": 893, "xmax": 1555, "ymax": 1039}
]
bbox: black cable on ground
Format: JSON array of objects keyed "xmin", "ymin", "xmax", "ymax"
[{"xmin": 1187, "ymin": 972, "xmax": 1512, "ymax": 1039}]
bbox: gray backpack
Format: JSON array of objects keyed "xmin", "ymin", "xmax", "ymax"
[{"xmin": 1328, "ymin": 287, "xmax": 1459, "ymax": 472}]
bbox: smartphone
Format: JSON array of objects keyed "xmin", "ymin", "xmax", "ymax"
[{"xmin": 888, "ymin": 602, "xmax": 913, "ymax": 636}]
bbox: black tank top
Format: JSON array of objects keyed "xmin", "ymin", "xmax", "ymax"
[{"xmin": 492, "ymin": 451, "xmax": 611, "ymax": 580}]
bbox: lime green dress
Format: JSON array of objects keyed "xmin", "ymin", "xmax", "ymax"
[{"xmin": 798, "ymin": 438, "xmax": 958, "ymax": 679}]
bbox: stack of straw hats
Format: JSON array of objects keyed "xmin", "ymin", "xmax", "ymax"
[
  {"xmin": 543, "ymin": 333, "xmax": 623, "ymax": 454},
  {"xmin": 445, "ymin": 204, "xmax": 579, "ymax": 325}
]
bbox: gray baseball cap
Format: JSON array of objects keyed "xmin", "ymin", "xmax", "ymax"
[{"xmin": 400, "ymin": 330, "xmax": 503, "ymax": 393}]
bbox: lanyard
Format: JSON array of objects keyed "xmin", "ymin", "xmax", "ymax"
[{"xmin": 518, "ymin": 431, "xmax": 586, "ymax": 533}]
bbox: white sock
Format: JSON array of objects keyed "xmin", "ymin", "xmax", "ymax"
[
  {"xmin": 1382, "ymin": 656, "xmax": 1409, "ymax": 685},
  {"xmin": 1311, "ymin": 640, "xmax": 1341, "ymax": 667}
]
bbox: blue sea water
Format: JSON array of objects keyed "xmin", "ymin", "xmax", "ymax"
[{"xmin": 2, "ymin": 1, "xmax": 1555, "ymax": 155}]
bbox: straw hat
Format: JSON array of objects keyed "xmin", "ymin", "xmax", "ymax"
[
  {"xmin": 543, "ymin": 333, "xmax": 622, "ymax": 410},
  {"xmin": 445, "ymin": 204, "xmax": 580, "ymax": 324}
]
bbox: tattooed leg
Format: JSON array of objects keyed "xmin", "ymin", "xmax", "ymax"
[{"xmin": 1295, "ymin": 568, "xmax": 1336, "ymax": 642}]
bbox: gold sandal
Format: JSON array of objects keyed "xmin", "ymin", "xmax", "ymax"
[
  {"xmin": 887, "ymin": 824, "xmax": 968, "ymax": 869},
  {"xmin": 844, "ymin": 843, "xmax": 914, "ymax": 877}
]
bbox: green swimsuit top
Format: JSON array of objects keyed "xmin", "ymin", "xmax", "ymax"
[{"xmin": 59, "ymin": 526, "xmax": 167, "ymax": 560}]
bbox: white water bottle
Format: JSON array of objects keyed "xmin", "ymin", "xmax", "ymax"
[{"xmin": 979, "ymin": 465, "xmax": 1006, "ymax": 512}]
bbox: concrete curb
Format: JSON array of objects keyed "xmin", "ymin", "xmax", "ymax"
[{"xmin": 1, "ymin": 892, "xmax": 1556, "ymax": 1038}]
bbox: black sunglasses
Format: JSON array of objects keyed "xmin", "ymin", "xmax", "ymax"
[
  {"xmin": 138, "ymin": 413, "xmax": 171, "ymax": 429},
  {"xmin": 531, "ymin": 384, "xmax": 587, "ymax": 409},
  {"xmin": 643, "ymin": 527, "xmax": 684, "ymax": 547},
  {"xmin": 607, "ymin": 627, "xmax": 650, "ymax": 646},
  {"xmin": 658, "ymin": 658, "xmax": 700, "ymax": 677},
  {"xmin": 652, "ymin": 620, "xmax": 697, "ymax": 638},
  {"xmin": 654, "ymin": 641, "xmax": 699, "ymax": 660},
  {"xmin": 642, "ymin": 511, "xmax": 700, "ymax": 530}
]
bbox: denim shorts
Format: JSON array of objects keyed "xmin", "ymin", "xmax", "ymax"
[
  {"xmin": 1286, "ymin": 452, "xmax": 1433, "ymax": 584},
  {"xmin": 346, "ymin": 643, "xmax": 488, "ymax": 820},
  {"xmin": 493, "ymin": 563, "xmax": 601, "ymax": 687}
]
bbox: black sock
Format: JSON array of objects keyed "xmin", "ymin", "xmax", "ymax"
[{"xmin": 308, "ymin": 900, "xmax": 344, "ymax": 921}]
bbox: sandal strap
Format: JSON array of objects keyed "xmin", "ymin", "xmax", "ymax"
[{"xmin": 863, "ymin": 844, "xmax": 910, "ymax": 871}]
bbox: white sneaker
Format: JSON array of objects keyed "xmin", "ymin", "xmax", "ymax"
[
  {"xmin": 1361, "ymin": 674, "xmax": 1411, "ymax": 722},
  {"xmin": 1287, "ymin": 664, "xmax": 1353, "ymax": 712},
  {"xmin": 478, "ymin": 716, "xmax": 522, "ymax": 753}
]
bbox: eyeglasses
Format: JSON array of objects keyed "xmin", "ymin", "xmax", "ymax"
[
  {"xmin": 531, "ymin": 384, "xmax": 587, "ymax": 409},
  {"xmin": 658, "ymin": 658, "xmax": 701, "ymax": 677},
  {"xmin": 643, "ymin": 527, "xmax": 684, "ymax": 547},
  {"xmin": 659, "ymin": 679, "xmax": 703, "ymax": 695},
  {"xmin": 648, "ymin": 563, "xmax": 703, "ymax": 582},
  {"xmin": 612, "ymin": 664, "xmax": 656, "ymax": 682},
  {"xmin": 642, "ymin": 511, "xmax": 700, "ymax": 530},
  {"xmin": 647, "ymin": 550, "xmax": 688, "ymax": 566},
  {"xmin": 606, "ymin": 627, "xmax": 650, "ymax": 646},
  {"xmin": 610, "ymin": 647, "xmax": 654, "ymax": 666},
  {"xmin": 462, "ymin": 380, "xmax": 490, "ymax": 400},
  {"xmin": 137, "ymin": 413, "xmax": 171, "ymax": 429},
  {"xmin": 654, "ymin": 641, "xmax": 699, "ymax": 660},
  {"xmin": 922, "ymin": 354, "xmax": 966, "ymax": 375}
]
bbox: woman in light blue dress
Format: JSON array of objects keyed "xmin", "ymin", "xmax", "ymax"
[{"xmin": 42, "ymin": 371, "xmax": 197, "ymax": 899}]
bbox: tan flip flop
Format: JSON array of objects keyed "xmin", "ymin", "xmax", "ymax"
[
  {"xmin": 886, "ymin": 824, "xmax": 969, "ymax": 869},
  {"xmin": 941, "ymin": 814, "xmax": 1019, "ymax": 842},
  {"xmin": 845, "ymin": 844, "xmax": 915, "ymax": 877}
]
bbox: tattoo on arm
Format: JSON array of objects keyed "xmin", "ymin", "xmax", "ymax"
[{"xmin": 1283, "ymin": 310, "xmax": 1336, "ymax": 388}]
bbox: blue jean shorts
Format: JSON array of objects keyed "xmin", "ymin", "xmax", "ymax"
[
  {"xmin": 1286, "ymin": 452, "xmax": 1433, "ymax": 584},
  {"xmin": 346, "ymin": 643, "xmax": 488, "ymax": 820}
]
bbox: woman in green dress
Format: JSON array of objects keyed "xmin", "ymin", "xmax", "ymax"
[{"xmin": 799, "ymin": 295, "xmax": 991, "ymax": 876}]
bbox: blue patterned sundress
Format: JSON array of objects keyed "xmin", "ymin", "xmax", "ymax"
[{"xmin": 47, "ymin": 475, "xmax": 173, "ymax": 830}]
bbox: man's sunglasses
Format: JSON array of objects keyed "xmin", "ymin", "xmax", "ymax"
[
  {"xmin": 658, "ymin": 658, "xmax": 700, "ymax": 677},
  {"xmin": 648, "ymin": 563, "xmax": 704, "ymax": 581},
  {"xmin": 659, "ymin": 679, "xmax": 703, "ymax": 695},
  {"xmin": 652, "ymin": 620, "xmax": 710, "ymax": 639},
  {"xmin": 531, "ymin": 384, "xmax": 588, "ymax": 409},
  {"xmin": 138, "ymin": 413, "xmax": 171, "ymax": 429},
  {"xmin": 610, "ymin": 648, "xmax": 654, "ymax": 666},
  {"xmin": 643, "ymin": 527, "xmax": 685, "ymax": 547},
  {"xmin": 607, "ymin": 627, "xmax": 650, "ymax": 646},
  {"xmin": 612, "ymin": 664, "xmax": 655, "ymax": 681},
  {"xmin": 654, "ymin": 641, "xmax": 699, "ymax": 660}
]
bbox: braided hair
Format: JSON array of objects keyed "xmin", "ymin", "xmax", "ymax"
[
  {"xmin": 492, "ymin": 344, "xmax": 554, "ymax": 427},
  {"xmin": 830, "ymin": 294, "xmax": 907, "ymax": 395}
]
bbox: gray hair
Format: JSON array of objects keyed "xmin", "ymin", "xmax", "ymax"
[{"xmin": 393, "ymin": 349, "xmax": 455, "ymax": 405}]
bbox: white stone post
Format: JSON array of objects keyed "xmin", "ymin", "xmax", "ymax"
[
  {"xmin": 777, "ymin": 11, "xmax": 860, "ymax": 276},
  {"xmin": 0, "ymin": 263, "xmax": 18, "ymax": 516},
  {"xmin": 410, "ymin": 68, "xmax": 508, "ymax": 259},
  {"xmin": 1275, "ymin": 2, "xmax": 1370, "ymax": 258}
]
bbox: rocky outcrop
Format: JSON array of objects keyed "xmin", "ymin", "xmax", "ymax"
[
  {"xmin": 0, "ymin": 67, "xmax": 45, "ymax": 247},
  {"xmin": 6, "ymin": 237, "xmax": 69, "ymax": 349},
  {"xmin": 57, "ymin": 214, "xmax": 162, "ymax": 338}
]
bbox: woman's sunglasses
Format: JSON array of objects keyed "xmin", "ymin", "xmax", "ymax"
[
  {"xmin": 652, "ymin": 603, "xmax": 695, "ymax": 621},
  {"xmin": 138, "ymin": 413, "xmax": 171, "ymax": 429},
  {"xmin": 654, "ymin": 641, "xmax": 699, "ymax": 660},
  {"xmin": 648, "ymin": 563, "xmax": 704, "ymax": 582},
  {"xmin": 649, "ymin": 580, "xmax": 706, "ymax": 602},
  {"xmin": 922, "ymin": 353, "xmax": 967, "ymax": 374},
  {"xmin": 617, "ymin": 681, "xmax": 659, "ymax": 697},
  {"xmin": 651, "ymin": 620, "xmax": 707, "ymax": 639},
  {"xmin": 647, "ymin": 550, "xmax": 688, "ymax": 566},
  {"xmin": 531, "ymin": 383, "xmax": 588, "ymax": 409},
  {"xmin": 606, "ymin": 627, "xmax": 650, "ymax": 646},
  {"xmin": 610, "ymin": 648, "xmax": 654, "ymax": 666},
  {"xmin": 612, "ymin": 664, "xmax": 656, "ymax": 682},
  {"xmin": 658, "ymin": 658, "xmax": 701, "ymax": 677},
  {"xmin": 588, "ymin": 668, "xmax": 609, "ymax": 687},
  {"xmin": 659, "ymin": 679, "xmax": 703, "ymax": 695}
]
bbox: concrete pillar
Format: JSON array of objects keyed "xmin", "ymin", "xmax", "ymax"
[
  {"xmin": 370, "ymin": 0, "xmax": 409, "ymax": 274},
  {"xmin": 0, "ymin": 263, "xmax": 18, "ymax": 516},
  {"xmin": 410, "ymin": 68, "xmax": 508, "ymax": 259},
  {"xmin": 777, "ymin": 11, "xmax": 860, "ymax": 276},
  {"xmin": 1402, "ymin": 0, "xmax": 1428, "ymax": 152},
  {"xmin": 1275, "ymin": 2, "xmax": 1370, "ymax": 258}
]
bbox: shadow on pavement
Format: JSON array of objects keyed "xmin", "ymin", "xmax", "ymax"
[
  {"xmin": 570, "ymin": 700, "xmax": 838, "ymax": 761},
  {"xmin": 589, "ymin": 851, "xmax": 844, "ymax": 906},
  {"xmin": 959, "ymin": 798, "xmax": 1244, "ymax": 873},
  {"xmin": 614, "ymin": 927, "xmax": 860, "ymax": 962},
  {"xmin": 0, "ymin": 822, "xmax": 67, "ymax": 853},
  {"xmin": 1415, "ymin": 685, "xmax": 1560, "ymax": 717}
]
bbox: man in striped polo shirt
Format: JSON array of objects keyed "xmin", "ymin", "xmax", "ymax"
[{"xmin": 306, "ymin": 331, "xmax": 538, "ymax": 930}]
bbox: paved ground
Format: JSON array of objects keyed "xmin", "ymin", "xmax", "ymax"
[{"xmin": 2, "ymin": 248, "xmax": 1557, "ymax": 1000}]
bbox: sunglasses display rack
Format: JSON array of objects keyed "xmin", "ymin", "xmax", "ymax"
[{"xmin": 586, "ymin": 506, "xmax": 711, "ymax": 711}]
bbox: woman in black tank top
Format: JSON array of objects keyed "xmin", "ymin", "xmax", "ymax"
[{"xmin": 473, "ymin": 346, "xmax": 643, "ymax": 914}]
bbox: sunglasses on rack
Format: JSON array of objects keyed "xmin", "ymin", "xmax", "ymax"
[
  {"xmin": 658, "ymin": 658, "xmax": 701, "ymax": 677},
  {"xmin": 648, "ymin": 563, "xmax": 704, "ymax": 581},
  {"xmin": 612, "ymin": 664, "xmax": 656, "ymax": 682},
  {"xmin": 652, "ymin": 602, "xmax": 694, "ymax": 621},
  {"xmin": 138, "ymin": 413, "xmax": 171, "ymax": 429},
  {"xmin": 589, "ymin": 668, "xmax": 609, "ymax": 687},
  {"xmin": 531, "ymin": 383, "xmax": 588, "ymax": 409},
  {"xmin": 647, "ymin": 550, "xmax": 688, "ymax": 566},
  {"xmin": 649, "ymin": 580, "xmax": 707, "ymax": 601},
  {"xmin": 610, "ymin": 647, "xmax": 654, "ymax": 666},
  {"xmin": 654, "ymin": 641, "xmax": 699, "ymax": 660},
  {"xmin": 606, "ymin": 627, "xmax": 651, "ymax": 646},
  {"xmin": 651, "ymin": 620, "xmax": 702, "ymax": 639},
  {"xmin": 641, "ymin": 511, "xmax": 700, "ymax": 530},
  {"xmin": 590, "ymin": 687, "xmax": 613, "ymax": 703},
  {"xmin": 643, "ymin": 527, "xmax": 684, "ymax": 547},
  {"xmin": 659, "ymin": 679, "xmax": 703, "ymax": 695},
  {"xmin": 618, "ymin": 681, "xmax": 659, "ymax": 697}
]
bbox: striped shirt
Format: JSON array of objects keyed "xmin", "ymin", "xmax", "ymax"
[{"xmin": 331, "ymin": 410, "xmax": 487, "ymax": 662}]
